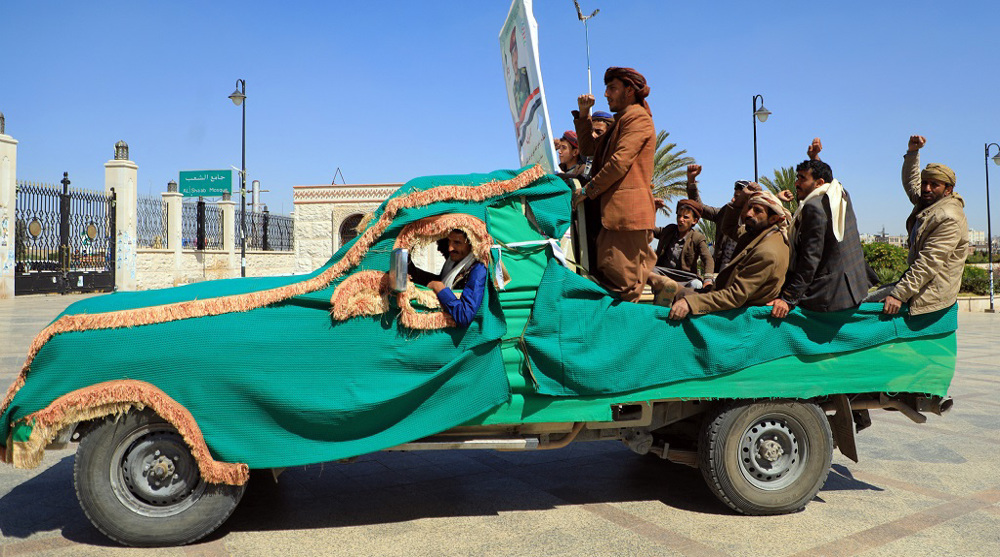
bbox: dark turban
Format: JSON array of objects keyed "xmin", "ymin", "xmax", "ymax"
[
  {"xmin": 604, "ymin": 67, "xmax": 651, "ymax": 114},
  {"xmin": 676, "ymin": 199, "xmax": 702, "ymax": 219}
]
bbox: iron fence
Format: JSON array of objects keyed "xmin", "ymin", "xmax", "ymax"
[
  {"xmin": 203, "ymin": 203, "xmax": 224, "ymax": 250},
  {"xmin": 236, "ymin": 208, "xmax": 294, "ymax": 251},
  {"xmin": 137, "ymin": 196, "xmax": 168, "ymax": 248},
  {"xmin": 67, "ymin": 187, "xmax": 114, "ymax": 271},
  {"xmin": 180, "ymin": 202, "xmax": 199, "ymax": 249},
  {"xmin": 14, "ymin": 174, "xmax": 115, "ymax": 294},
  {"xmin": 179, "ymin": 199, "xmax": 225, "ymax": 250}
]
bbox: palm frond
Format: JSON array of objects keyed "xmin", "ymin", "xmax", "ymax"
[
  {"xmin": 652, "ymin": 130, "xmax": 696, "ymax": 216},
  {"xmin": 759, "ymin": 166, "xmax": 798, "ymax": 212}
]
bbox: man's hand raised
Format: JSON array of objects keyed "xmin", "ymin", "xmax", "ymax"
[
  {"xmin": 687, "ymin": 164, "xmax": 702, "ymax": 183},
  {"xmin": 807, "ymin": 137, "xmax": 822, "ymax": 161},
  {"xmin": 908, "ymin": 135, "xmax": 926, "ymax": 152},
  {"xmin": 577, "ymin": 94, "xmax": 595, "ymax": 114}
]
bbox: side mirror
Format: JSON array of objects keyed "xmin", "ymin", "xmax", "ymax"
[{"xmin": 389, "ymin": 248, "xmax": 409, "ymax": 293}]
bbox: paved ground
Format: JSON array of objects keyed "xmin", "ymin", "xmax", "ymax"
[{"xmin": 0, "ymin": 294, "xmax": 998, "ymax": 556}]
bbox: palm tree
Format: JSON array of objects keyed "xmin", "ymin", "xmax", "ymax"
[
  {"xmin": 651, "ymin": 130, "xmax": 696, "ymax": 215},
  {"xmin": 696, "ymin": 218, "xmax": 716, "ymax": 245},
  {"xmin": 759, "ymin": 166, "xmax": 798, "ymax": 212}
]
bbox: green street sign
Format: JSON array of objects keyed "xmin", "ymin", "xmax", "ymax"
[{"xmin": 179, "ymin": 170, "xmax": 233, "ymax": 197}]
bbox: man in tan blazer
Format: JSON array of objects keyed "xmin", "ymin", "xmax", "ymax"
[
  {"xmin": 669, "ymin": 191, "xmax": 791, "ymax": 320},
  {"xmin": 573, "ymin": 67, "xmax": 657, "ymax": 302},
  {"xmin": 881, "ymin": 135, "xmax": 969, "ymax": 316}
]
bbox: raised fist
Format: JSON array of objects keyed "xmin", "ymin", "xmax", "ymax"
[
  {"xmin": 578, "ymin": 94, "xmax": 595, "ymax": 113},
  {"xmin": 908, "ymin": 135, "xmax": 926, "ymax": 152},
  {"xmin": 777, "ymin": 189, "xmax": 795, "ymax": 203},
  {"xmin": 687, "ymin": 164, "xmax": 702, "ymax": 182},
  {"xmin": 807, "ymin": 137, "xmax": 822, "ymax": 161}
]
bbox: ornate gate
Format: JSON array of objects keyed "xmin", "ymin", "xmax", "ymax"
[{"xmin": 14, "ymin": 172, "xmax": 116, "ymax": 295}]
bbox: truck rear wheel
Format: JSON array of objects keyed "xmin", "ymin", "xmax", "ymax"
[
  {"xmin": 74, "ymin": 409, "xmax": 246, "ymax": 546},
  {"xmin": 699, "ymin": 401, "xmax": 833, "ymax": 515}
]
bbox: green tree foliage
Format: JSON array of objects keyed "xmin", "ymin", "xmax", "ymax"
[
  {"xmin": 960, "ymin": 265, "xmax": 996, "ymax": 295},
  {"xmin": 759, "ymin": 167, "xmax": 798, "ymax": 212},
  {"xmin": 652, "ymin": 130, "xmax": 696, "ymax": 216},
  {"xmin": 697, "ymin": 218, "xmax": 716, "ymax": 245},
  {"xmin": 965, "ymin": 251, "xmax": 997, "ymax": 264},
  {"xmin": 862, "ymin": 242, "xmax": 908, "ymax": 286}
]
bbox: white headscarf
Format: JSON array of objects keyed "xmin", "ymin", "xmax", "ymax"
[
  {"xmin": 440, "ymin": 253, "xmax": 476, "ymax": 289},
  {"xmin": 789, "ymin": 178, "xmax": 847, "ymax": 242}
]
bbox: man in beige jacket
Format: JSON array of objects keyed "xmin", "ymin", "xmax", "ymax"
[{"xmin": 882, "ymin": 135, "xmax": 969, "ymax": 315}]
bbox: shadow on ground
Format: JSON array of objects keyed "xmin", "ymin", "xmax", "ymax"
[{"xmin": 0, "ymin": 444, "xmax": 889, "ymax": 545}]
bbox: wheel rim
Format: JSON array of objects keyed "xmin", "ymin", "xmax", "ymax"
[
  {"xmin": 737, "ymin": 413, "xmax": 808, "ymax": 490},
  {"xmin": 109, "ymin": 422, "xmax": 206, "ymax": 517}
]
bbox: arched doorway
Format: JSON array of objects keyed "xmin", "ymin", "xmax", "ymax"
[{"xmin": 338, "ymin": 213, "xmax": 364, "ymax": 248}]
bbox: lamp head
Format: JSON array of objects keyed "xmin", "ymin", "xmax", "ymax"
[
  {"xmin": 754, "ymin": 105, "xmax": 772, "ymax": 123},
  {"xmin": 229, "ymin": 88, "xmax": 245, "ymax": 106},
  {"xmin": 993, "ymin": 152, "xmax": 1000, "ymax": 167}
]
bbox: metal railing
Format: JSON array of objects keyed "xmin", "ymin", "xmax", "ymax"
[
  {"xmin": 136, "ymin": 196, "xmax": 168, "ymax": 248},
  {"xmin": 236, "ymin": 208, "xmax": 293, "ymax": 251}
]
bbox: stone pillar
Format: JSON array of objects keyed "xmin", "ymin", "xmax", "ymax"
[
  {"xmin": 105, "ymin": 140, "xmax": 138, "ymax": 291},
  {"xmin": 218, "ymin": 193, "xmax": 236, "ymax": 274},
  {"xmin": 163, "ymin": 181, "xmax": 182, "ymax": 286},
  {"xmin": 0, "ymin": 115, "xmax": 17, "ymax": 299}
]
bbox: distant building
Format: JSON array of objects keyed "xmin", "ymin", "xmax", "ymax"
[
  {"xmin": 968, "ymin": 228, "xmax": 986, "ymax": 246},
  {"xmin": 863, "ymin": 227, "xmax": 907, "ymax": 248}
]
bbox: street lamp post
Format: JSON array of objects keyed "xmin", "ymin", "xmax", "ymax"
[
  {"xmin": 752, "ymin": 94, "xmax": 771, "ymax": 183},
  {"xmin": 985, "ymin": 142, "xmax": 1000, "ymax": 312},
  {"xmin": 228, "ymin": 79, "xmax": 247, "ymax": 277}
]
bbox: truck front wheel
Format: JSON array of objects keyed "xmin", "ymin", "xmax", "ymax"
[
  {"xmin": 699, "ymin": 401, "xmax": 833, "ymax": 515},
  {"xmin": 74, "ymin": 409, "xmax": 246, "ymax": 546}
]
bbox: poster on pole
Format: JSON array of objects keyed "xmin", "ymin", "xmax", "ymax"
[{"xmin": 500, "ymin": 0, "xmax": 558, "ymax": 174}]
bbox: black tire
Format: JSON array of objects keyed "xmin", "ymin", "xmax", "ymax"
[
  {"xmin": 698, "ymin": 401, "xmax": 833, "ymax": 515},
  {"xmin": 74, "ymin": 409, "xmax": 246, "ymax": 547}
]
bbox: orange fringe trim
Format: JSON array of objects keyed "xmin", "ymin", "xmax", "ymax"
[
  {"xmin": 1, "ymin": 165, "xmax": 544, "ymax": 421},
  {"xmin": 397, "ymin": 286, "xmax": 456, "ymax": 329},
  {"xmin": 330, "ymin": 271, "xmax": 392, "ymax": 320},
  {"xmin": 329, "ymin": 214, "xmax": 492, "ymax": 329},
  {"xmin": 6, "ymin": 380, "xmax": 249, "ymax": 485},
  {"xmin": 393, "ymin": 214, "xmax": 493, "ymax": 264}
]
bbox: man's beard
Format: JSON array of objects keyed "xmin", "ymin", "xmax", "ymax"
[{"xmin": 743, "ymin": 218, "xmax": 770, "ymax": 236}]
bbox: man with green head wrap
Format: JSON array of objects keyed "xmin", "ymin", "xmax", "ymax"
[{"xmin": 880, "ymin": 135, "xmax": 969, "ymax": 315}]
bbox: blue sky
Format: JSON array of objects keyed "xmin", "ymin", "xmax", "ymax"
[{"xmin": 4, "ymin": 1, "xmax": 998, "ymax": 234}]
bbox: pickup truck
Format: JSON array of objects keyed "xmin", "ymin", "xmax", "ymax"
[{"xmin": 0, "ymin": 166, "xmax": 956, "ymax": 546}]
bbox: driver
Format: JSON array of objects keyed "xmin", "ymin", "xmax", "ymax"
[{"xmin": 408, "ymin": 229, "xmax": 487, "ymax": 326}]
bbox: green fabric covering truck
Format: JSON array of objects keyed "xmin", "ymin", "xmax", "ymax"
[{"xmin": 0, "ymin": 167, "xmax": 956, "ymax": 546}]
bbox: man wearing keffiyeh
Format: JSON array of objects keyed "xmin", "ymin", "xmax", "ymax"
[
  {"xmin": 768, "ymin": 138, "xmax": 871, "ymax": 318},
  {"xmin": 572, "ymin": 67, "xmax": 657, "ymax": 302},
  {"xmin": 669, "ymin": 190, "xmax": 791, "ymax": 320}
]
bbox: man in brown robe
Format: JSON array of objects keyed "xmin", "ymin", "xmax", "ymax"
[
  {"xmin": 573, "ymin": 67, "xmax": 657, "ymax": 302},
  {"xmin": 669, "ymin": 191, "xmax": 791, "ymax": 319}
]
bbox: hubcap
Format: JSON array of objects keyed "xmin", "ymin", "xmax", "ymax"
[
  {"xmin": 110, "ymin": 423, "xmax": 206, "ymax": 517},
  {"xmin": 738, "ymin": 415, "xmax": 808, "ymax": 490}
]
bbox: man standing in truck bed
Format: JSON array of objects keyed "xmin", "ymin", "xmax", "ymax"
[{"xmin": 573, "ymin": 67, "xmax": 657, "ymax": 302}]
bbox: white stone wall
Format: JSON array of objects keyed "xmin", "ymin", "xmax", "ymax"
[{"xmin": 136, "ymin": 248, "xmax": 297, "ymax": 291}]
